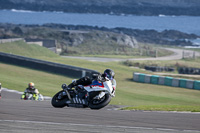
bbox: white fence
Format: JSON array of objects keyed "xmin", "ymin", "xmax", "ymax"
[{"xmin": 0, "ymin": 38, "xmax": 24, "ymax": 44}]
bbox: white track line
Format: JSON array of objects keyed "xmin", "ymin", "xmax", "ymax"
[{"xmin": 0, "ymin": 120, "xmax": 200, "ymax": 132}]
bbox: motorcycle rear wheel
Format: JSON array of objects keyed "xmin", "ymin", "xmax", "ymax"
[
  {"xmin": 51, "ymin": 90, "xmax": 68, "ymax": 108},
  {"xmin": 89, "ymin": 93, "xmax": 111, "ymax": 110}
]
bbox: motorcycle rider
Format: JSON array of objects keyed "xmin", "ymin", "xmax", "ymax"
[
  {"xmin": 67, "ymin": 69, "xmax": 115, "ymax": 89},
  {"xmin": 59, "ymin": 69, "xmax": 116, "ymax": 99},
  {"xmin": 21, "ymin": 82, "xmax": 40, "ymax": 100}
]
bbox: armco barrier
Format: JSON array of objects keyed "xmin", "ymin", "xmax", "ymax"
[
  {"xmin": 133, "ymin": 72, "xmax": 200, "ymax": 91},
  {"xmin": 0, "ymin": 52, "xmax": 99, "ymax": 78}
]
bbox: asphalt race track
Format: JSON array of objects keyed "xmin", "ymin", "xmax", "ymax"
[{"xmin": 1, "ymin": 90, "xmax": 200, "ymax": 133}]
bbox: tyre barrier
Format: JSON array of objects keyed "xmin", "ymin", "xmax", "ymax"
[
  {"xmin": 145, "ymin": 66, "xmax": 175, "ymax": 72},
  {"xmin": 178, "ymin": 67, "xmax": 200, "ymax": 75},
  {"xmin": 133, "ymin": 72, "xmax": 200, "ymax": 90}
]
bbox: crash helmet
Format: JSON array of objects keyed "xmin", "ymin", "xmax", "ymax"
[
  {"xmin": 104, "ymin": 69, "xmax": 115, "ymax": 80},
  {"xmin": 28, "ymin": 82, "xmax": 35, "ymax": 89}
]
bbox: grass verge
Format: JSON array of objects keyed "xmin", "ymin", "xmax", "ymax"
[
  {"xmin": 0, "ymin": 41, "xmax": 58, "ymax": 58},
  {"xmin": 121, "ymin": 105, "xmax": 200, "ymax": 112}
]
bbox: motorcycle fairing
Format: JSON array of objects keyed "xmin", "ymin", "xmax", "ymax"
[
  {"xmin": 84, "ymin": 80, "xmax": 113, "ymax": 94},
  {"xmin": 89, "ymin": 80, "xmax": 104, "ymax": 87}
]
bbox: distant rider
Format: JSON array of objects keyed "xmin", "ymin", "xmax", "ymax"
[{"xmin": 21, "ymin": 82, "xmax": 40, "ymax": 100}]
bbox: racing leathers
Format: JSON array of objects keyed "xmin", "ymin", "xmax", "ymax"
[
  {"xmin": 21, "ymin": 87, "xmax": 39, "ymax": 100},
  {"xmin": 66, "ymin": 74, "xmax": 116, "ymax": 91}
]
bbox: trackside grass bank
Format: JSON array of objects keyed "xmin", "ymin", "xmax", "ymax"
[
  {"xmin": 0, "ymin": 41, "xmax": 58, "ymax": 58},
  {"xmin": 0, "ymin": 41, "xmax": 200, "ymax": 112}
]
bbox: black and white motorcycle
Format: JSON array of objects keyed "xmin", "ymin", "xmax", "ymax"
[{"xmin": 51, "ymin": 77, "xmax": 115, "ymax": 110}]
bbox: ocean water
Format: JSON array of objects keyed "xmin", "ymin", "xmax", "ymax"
[
  {"xmin": 0, "ymin": 9, "xmax": 200, "ymax": 47},
  {"xmin": 0, "ymin": 9, "xmax": 200, "ymax": 35}
]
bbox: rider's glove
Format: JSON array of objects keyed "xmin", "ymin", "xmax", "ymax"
[
  {"xmin": 105, "ymin": 77, "xmax": 109, "ymax": 81},
  {"xmin": 101, "ymin": 74, "xmax": 109, "ymax": 81},
  {"xmin": 101, "ymin": 73, "xmax": 106, "ymax": 78}
]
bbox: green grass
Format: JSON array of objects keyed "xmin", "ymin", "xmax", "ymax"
[
  {"xmin": 0, "ymin": 41, "xmax": 58, "ymax": 58},
  {"xmin": 1, "ymin": 41, "xmax": 200, "ymax": 112},
  {"xmin": 123, "ymin": 59, "xmax": 200, "ymax": 68},
  {"xmin": 0, "ymin": 63, "xmax": 73, "ymax": 96},
  {"xmin": 61, "ymin": 42, "xmax": 173, "ymax": 57},
  {"xmin": 121, "ymin": 105, "xmax": 200, "ymax": 112}
]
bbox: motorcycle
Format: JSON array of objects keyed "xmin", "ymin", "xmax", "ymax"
[
  {"xmin": 51, "ymin": 77, "xmax": 115, "ymax": 110},
  {"xmin": 21, "ymin": 92, "xmax": 44, "ymax": 101}
]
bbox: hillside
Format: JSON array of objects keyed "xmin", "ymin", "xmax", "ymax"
[
  {"xmin": 0, "ymin": 24, "xmax": 141, "ymax": 56},
  {"xmin": 0, "ymin": 0, "xmax": 200, "ymax": 16},
  {"xmin": 0, "ymin": 23, "xmax": 199, "ymax": 56}
]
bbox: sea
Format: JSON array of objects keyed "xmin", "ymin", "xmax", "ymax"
[{"xmin": 0, "ymin": 9, "xmax": 200, "ymax": 46}]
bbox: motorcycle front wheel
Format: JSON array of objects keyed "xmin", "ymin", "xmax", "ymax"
[
  {"xmin": 89, "ymin": 93, "xmax": 111, "ymax": 110},
  {"xmin": 51, "ymin": 90, "xmax": 68, "ymax": 108}
]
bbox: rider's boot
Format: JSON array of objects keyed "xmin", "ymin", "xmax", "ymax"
[{"xmin": 67, "ymin": 81, "xmax": 77, "ymax": 90}]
